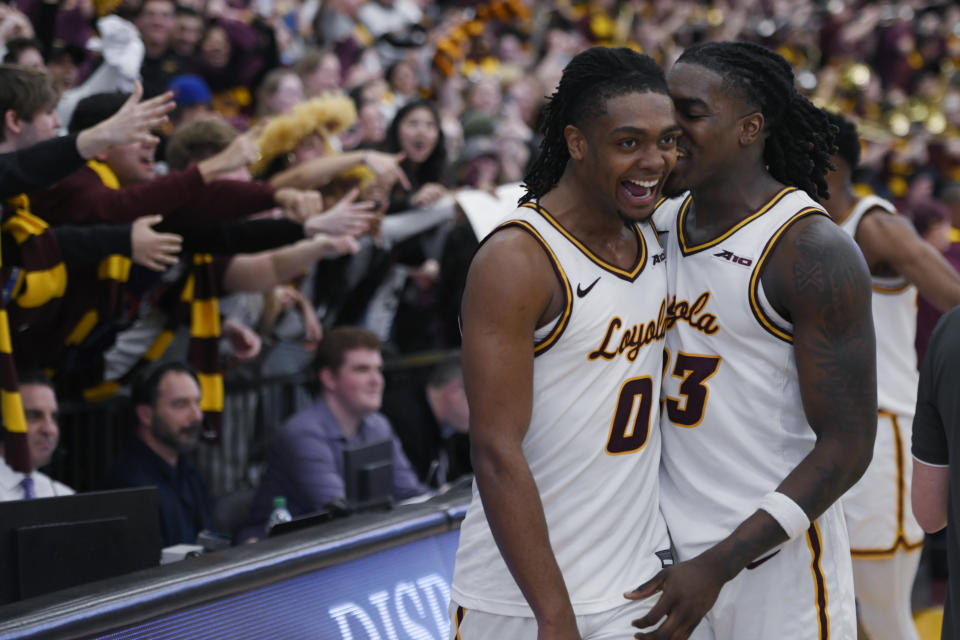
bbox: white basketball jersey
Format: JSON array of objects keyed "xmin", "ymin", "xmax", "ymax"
[
  {"xmin": 654, "ymin": 187, "xmax": 827, "ymax": 560},
  {"xmin": 839, "ymin": 195, "xmax": 918, "ymax": 418},
  {"xmin": 452, "ymin": 202, "xmax": 671, "ymax": 617}
]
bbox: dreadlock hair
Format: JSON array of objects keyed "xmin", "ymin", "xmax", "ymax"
[
  {"xmin": 520, "ymin": 47, "xmax": 668, "ymax": 204},
  {"xmin": 823, "ymin": 111, "xmax": 860, "ymax": 170},
  {"xmin": 675, "ymin": 41, "xmax": 837, "ymax": 201}
]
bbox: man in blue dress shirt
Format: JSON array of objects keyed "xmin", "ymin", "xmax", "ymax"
[{"xmin": 243, "ymin": 326, "xmax": 425, "ymax": 539}]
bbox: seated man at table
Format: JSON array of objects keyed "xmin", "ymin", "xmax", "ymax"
[
  {"xmin": 242, "ymin": 327, "xmax": 425, "ymax": 539},
  {"xmin": 382, "ymin": 355, "xmax": 472, "ymax": 486},
  {"xmin": 101, "ymin": 362, "xmax": 213, "ymax": 546}
]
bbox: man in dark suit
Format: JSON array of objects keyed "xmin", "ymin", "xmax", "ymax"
[{"xmin": 382, "ymin": 356, "xmax": 471, "ymax": 487}]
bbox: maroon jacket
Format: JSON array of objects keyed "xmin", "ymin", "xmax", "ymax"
[{"xmin": 29, "ymin": 164, "xmax": 278, "ymax": 226}]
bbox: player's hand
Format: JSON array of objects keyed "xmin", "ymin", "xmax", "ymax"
[{"xmin": 625, "ymin": 555, "xmax": 726, "ymax": 639}]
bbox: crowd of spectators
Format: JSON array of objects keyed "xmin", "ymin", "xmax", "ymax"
[{"xmin": 1, "ymin": 0, "xmax": 960, "ymax": 550}]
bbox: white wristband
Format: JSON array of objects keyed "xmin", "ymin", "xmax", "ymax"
[{"xmin": 758, "ymin": 491, "xmax": 810, "ymax": 541}]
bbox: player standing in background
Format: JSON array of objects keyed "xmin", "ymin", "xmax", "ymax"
[
  {"xmin": 821, "ymin": 111, "xmax": 960, "ymax": 640},
  {"xmin": 449, "ymin": 46, "xmax": 681, "ymax": 639},
  {"xmin": 627, "ymin": 41, "xmax": 876, "ymax": 639}
]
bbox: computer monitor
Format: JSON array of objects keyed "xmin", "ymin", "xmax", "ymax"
[
  {"xmin": 343, "ymin": 439, "xmax": 394, "ymax": 512},
  {"xmin": 0, "ymin": 487, "xmax": 163, "ymax": 605}
]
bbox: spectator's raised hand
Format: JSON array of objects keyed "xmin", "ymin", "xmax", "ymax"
[
  {"xmin": 407, "ymin": 258, "xmax": 439, "ymax": 288},
  {"xmin": 285, "ymin": 286, "xmax": 324, "ymax": 352},
  {"xmin": 363, "ymin": 151, "xmax": 411, "ymax": 191},
  {"xmin": 76, "ymin": 84, "xmax": 175, "ymax": 158},
  {"xmin": 410, "ymin": 182, "xmax": 451, "ymax": 208},
  {"xmin": 196, "ymin": 123, "xmax": 264, "ymax": 182},
  {"xmin": 301, "ymin": 302, "xmax": 323, "ymax": 351},
  {"xmin": 131, "ymin": 215, "xmax": 182, "ymax": 271},
  {"xmin": 0, "ymin": 6, "xmax": 34, "ymax": 43},
  {"xmin": 223, "ymin": 318, "xmax": 262, "ymax": 360},
  {"xmin": 270, "ymin": 284, "xmax": 300, "ymax": 312},
  {"xmin": 274, "ymin": 187, "xmax": 324, "ymax": 223},
  {"xmin": 303, "ymin": 188, "xmax": 376, "ymax": 238},
  {"xmin": 319, "ymin": 234, "xmax": 360, "ymax": 258}
]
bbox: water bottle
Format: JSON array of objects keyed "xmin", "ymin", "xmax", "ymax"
[{"xmin": 265, "ymin": 496, "xmax": 293, "ymax": 534}]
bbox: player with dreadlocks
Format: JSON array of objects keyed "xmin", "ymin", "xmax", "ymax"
[
  {"xmin": 449, "ymin": 46, "xmax": 681, "ymax": 639},
  {"xmin": 821, "ymin": 110, "xmax": 960, "ymax": 640},
  {"xmin": 626, "ymin": 41, "xmax": 877, "ymax": 639}
]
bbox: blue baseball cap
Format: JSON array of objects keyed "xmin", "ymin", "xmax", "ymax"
[{"xmin": 167, "ymin": 74, "xmax": 212, "ymax": 107}]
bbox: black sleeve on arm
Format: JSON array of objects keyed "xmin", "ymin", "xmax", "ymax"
[
  {"xmin": 35, "ymin": 0, "xmax": 59, "ymax": 54},
  {"xmin": 913, "ymin": 308, "xmax": 960, "ymax": 465},
  {"xmin": 0, "ymin": 134, "xmax": 85, "ymax": 198},
  {"xmin": 55, "ymin": 224, "xmax": 133, "ymax": 270},
  {"xmin": 167, "ymin": 218, "xmax": 305, "ymax": 255},
  {"xmin": 1, "ymin": 223, "xmax": 130, "ymax": 270}
]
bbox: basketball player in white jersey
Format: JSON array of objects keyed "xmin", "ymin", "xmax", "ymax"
[
  {"xmin": 449, "ymin": 47, "xmax": 681, "ymax": 639},
  {"xmin": 821, "ymin": 111, "xmax": 960, "ymax": 640},
  {"xmin": 627, "ymin": 42, "xmax": 877, "ymax": 640}
]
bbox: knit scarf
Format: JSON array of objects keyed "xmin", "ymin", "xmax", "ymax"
[
  {"xmin": 82, "ymin": 162, "xmax": 224, "ymax": 440},
  {"xmin": 0, "ymin": 195, "xmax": 65, "ymax": 472}
]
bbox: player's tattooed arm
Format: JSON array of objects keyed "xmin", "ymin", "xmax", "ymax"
[
  {"xmin": 772, "ymin": 213, "xmax": 877, "ymax": 518},
  {"xmin": 628, "ymin": 214, "xmax": 876, "ymax": 640}
]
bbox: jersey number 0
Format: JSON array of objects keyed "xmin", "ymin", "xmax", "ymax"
[
  {"xmin": 604, "ymin": 351, "xmax": 722, "ymax": 454},
  {"xmin": 605, "ymin": 377, "xmax": 654, "ymax": 454}
]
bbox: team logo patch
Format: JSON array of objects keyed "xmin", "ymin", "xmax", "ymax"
[{"xmin": 713, "ymin": 249, "xmax": 753, "ymax": 267}]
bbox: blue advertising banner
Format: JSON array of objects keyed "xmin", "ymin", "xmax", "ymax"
[{"xmin": 96, "ymin": 530, "xmax": 460, "ymax": 640}]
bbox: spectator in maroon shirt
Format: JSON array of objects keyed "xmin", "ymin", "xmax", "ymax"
[{"xmin": 30, "ymin": 91, "xmax": 327, "ymax": 228}]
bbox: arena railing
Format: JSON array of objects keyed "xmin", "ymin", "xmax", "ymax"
[{"xmin": 48, "ymin": 349, "xmax": 461, "ymax": 497}]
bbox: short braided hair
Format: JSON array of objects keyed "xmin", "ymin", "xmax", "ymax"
[
  {"xmin": 676, "ymin": 41, "xmax": 836, "ymax": 201},
  {"xmin": 520, "ymin": 47, "xmax": 669, "ymax": 204}
]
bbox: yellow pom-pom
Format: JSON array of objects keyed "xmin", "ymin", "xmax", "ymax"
[{"xmin": 252, "ymin": 93, "xmax": 358, "ymax": 174}]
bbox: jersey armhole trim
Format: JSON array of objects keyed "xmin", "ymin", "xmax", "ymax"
[
  {"xmin": 748, "ymin": 207, "xmax": 825, "ymax": 344},
  {"xmin": 872, "ymin": 280, "xmax": 912, "ymax": 294},
  {"xmin": 494, "ymin": 220, "xmax": 573, "ymax": 356}
]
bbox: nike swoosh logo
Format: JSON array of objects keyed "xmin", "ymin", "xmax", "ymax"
[
  {"xmin": 746, "ymin": 549, "xmax": 781, "ymax": 570},
  {"xmin": 576, "ymin": 277, "xmax": 600, "ymax": 298}
]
